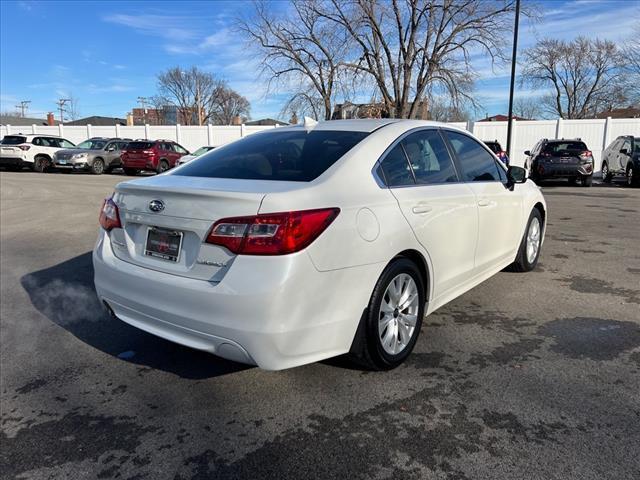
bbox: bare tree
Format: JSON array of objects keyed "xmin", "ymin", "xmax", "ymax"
[
  {"xmin": 622, "ymin": 24, "xmax": 640, "ymax": 104},
  {"xmin": 66, "ymin": 94, "xmax": 80, "ymax": 121},
  {"xmin": 311, "ymin": 0, "xmax": 517, "ymax": 118},
  {"xmin": 520, "ymin": 37, "xmax": 626, "ymax": 119},
  {"xmin": 211, "ymin": 86, "xmax": 251, "ymax": 124},
  {"xmin": 239, "ymin": 0, "xmax": 350, "ymax": 120},
  {"xmin": 157, "ymin": 67, "xmax": 226, "ymax": 125},
  {"xmin": 426, "ymin": 96, "xmax": 471, "ymax": 122},
  {"xmin": 513, "ymin": 97, "xmax": 541, "ymax": 120}
]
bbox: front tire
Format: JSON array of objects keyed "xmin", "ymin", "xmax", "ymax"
[
  {"xmin": 157, "ymin": 159, "xmax": 169, "ymax": 173},
  {"xmin": 510, "ymin": 209, "xmax": 543, "ymax": 272},
  {"xmin": 627, "ymin": 165, "xmax": 639, "ymax": 187},
  {"xmin": 350, "ymin": 258, "xmax": 425, "ymax": 370},
  {"xmin": 33, "ymin": 156, "xmax": 50, "ymax": 173},
  {"xmin": 91, "ymin": 158, "xmax": 105, "ymax": 175}
]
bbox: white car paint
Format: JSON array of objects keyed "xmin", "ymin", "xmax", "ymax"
[
  {"xmin": 0, "ymin": 133, "xmax": 75, "ymax": 170},
  {"xmin": 177, "ymin": 146, "xmax": 216, "ymax": 166},
  {"xmin": 93, "ymin": 119, "xmax": 546, "ymax": 370}
]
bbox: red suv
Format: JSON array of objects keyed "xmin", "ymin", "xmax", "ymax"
[{"xmin": 121, "ymin": 140, "xmax": 189, "ymax": 175}]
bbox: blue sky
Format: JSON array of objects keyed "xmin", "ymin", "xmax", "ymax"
[{"xmin": 0, "ymin": 0, "xmax": 637, "ymax": 121}]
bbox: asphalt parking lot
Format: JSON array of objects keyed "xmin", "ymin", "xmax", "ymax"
[{"xmin": 1, "ymin": 171, "xmax": 639, "ymax": 480}]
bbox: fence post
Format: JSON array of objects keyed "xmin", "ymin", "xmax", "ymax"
[
  {"xmin": 58, "ymin": 123, "xmax": 64, "ymax": 137},
  {"xmin": 510, "ymin": 119, "xmax": 518, "ymax": 159},
  {"xmin": 32, "ymin": 124, "xmax": 37, "ymax": 134},
  {"xmin": 602, "ymin": 116, "xmax": 612, "ymax": 151},
  {"xmin": 144, "ymin": 124, "xmax": 150, "ymax": 140},
  {"xmin": 240, "ymin": 123, "xmax": 245, "ymax": 138},
  {"xmin": 6, "ymin": 124, "xmax": 10, "ymax": 135},
  {"xmin": 176, "ymin": 124, "xmax": 182, "ymax": 144},
  {"xmin": 207, "ymin": 123, "xmax": 213, "ymax": 145},
  {"xmin": 115, "ymin": 123, "xmax": 121, "ymax": 138},
  {"xmin": 466, "ymin": 120, "xmax": 475, "ymax": 134},
  {"xmin": 555, "ymin": 118, "xmax": 563, "ymax": 139},
  {"xmin": 87, "ymin": 124, "xmax": 92, "ymax": 138}
]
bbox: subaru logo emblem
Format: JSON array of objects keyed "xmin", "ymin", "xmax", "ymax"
[{"xmin": 148, "ymin": 200, "xmax": 165, "ymax": 213}]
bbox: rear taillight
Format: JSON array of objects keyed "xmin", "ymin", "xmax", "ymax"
[
  {"xmin": 99, "ymin": 196, "xmax": 121, "ymax": 231},
  {"xmin": 142, "ymin": 150, "xmax": 154, "ymax": 155},
  {"xmin": 206, "ymin": 208, "xmax": 340, "ymax": 255},
  {"xmin": 579, "ymin": 150, "xmax": 593, "ymax": 161},
  {"xmin": 121, "ymin": 150, "xmax": 128, "ymax": 155},
  {"xmin": 18, "ymin": 145, "xmax": 30, "ymax": 151}
]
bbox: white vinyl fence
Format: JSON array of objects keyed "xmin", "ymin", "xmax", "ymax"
[{"xmin": 2, "ymin": 117, "xmax": 639, "ymax": 173}]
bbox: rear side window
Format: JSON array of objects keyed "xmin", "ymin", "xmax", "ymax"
[
  {"xmin": 1, "ymin": 135, "xmax": 28, "ymax": 145},
  {"xmin": 542, "ymin": 141, "xmax": 588, "ymax": 154},
  {"xmin": 379, "ymin": 144, "xmax": 414, "ymax": 187},
  {"xmin": 402, "ymin": 130, "xmax": 458, "ymax": 184},
  {"xmin": 126, "ymin": 141, "xmax": 154, "ymax": 150},
  {"xmin": 445, "ymin": 131, "xmax": 500, "ymax": 182},
  {"xmin": 174, "ymin": 130, "xmax": 369, "ymax": 182}
]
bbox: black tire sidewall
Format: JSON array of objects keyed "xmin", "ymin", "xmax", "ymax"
[
  {"xmin": 92, "ymin": 159, "xmax": 104, "ymax": 175},
  {"xmin": 518, "ymin": 209, "xmax": 543, "ymax": 271},
  {"xmin": 365, "ymin": 258, "xmax": 425, "ymax": 369}
]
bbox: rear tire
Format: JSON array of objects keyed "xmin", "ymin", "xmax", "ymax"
[
  {"xmin": 509, "ymin": 209, "xmax": 543, "ymax": 272},
  {"xmin": 601, "ymin": 163, "xmax": 612, "ymax": 183},
  {"xmin": 581, "ymin": 174, "xmax": 592, "ymax": 187},
  {"xmin": 91, "ymin": 158, "xmax": 105, "ymax": 175},
  {"xmin": 124, "ymin": 168, "xmax": 139, "ymax": 176},
  {"xmin": 157, "ymin": 159, "xmax": 169, "ymax": 174},
  {"xmin": 349, "ymin": 258, "xmax": 425, "ymax": 370}
]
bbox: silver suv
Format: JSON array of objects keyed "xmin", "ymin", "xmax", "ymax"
[{"xmin": 53, "ymin": 137, "xmax": 131, "ymax": 174}]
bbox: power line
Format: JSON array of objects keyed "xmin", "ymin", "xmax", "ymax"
[{"xmin": 15, "ymin": 100, "xmax": 31, "ymax": 117}]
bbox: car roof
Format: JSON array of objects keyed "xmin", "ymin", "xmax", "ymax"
[
  {"xmin": 274, "ymin": 118, "xmax": 463, "ymax": 133},
  {"xmin": 7, "ymin": 133, "xmax": 60, "ymax": 137}
]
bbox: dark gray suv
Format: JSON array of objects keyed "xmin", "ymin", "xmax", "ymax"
[
  {"xmin": 601, "ymin": 135, "xmax": 640, "ymax": 187},
  {"xmin": 53, "ymin": 137, "xmax": 131, "ymax": 174},
  {"xmin": 524, "ymin": 138, "xmax": 594, "ymax": 187}
]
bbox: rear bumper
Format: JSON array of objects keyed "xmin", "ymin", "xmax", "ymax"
[
  {"xmin": 0, "ymin": 157, "xmax": 29, "ymax": 167},
  {"xmin": 93, "ymin": 229, "xmax": 382, "ymax": 370},
  {"xmin": 123, "ymin": 158, "xmax": 156, "ymax": 169},
  {"xmin": 536, "ymin": 162, "xmax": 593, "ymax": 178}
]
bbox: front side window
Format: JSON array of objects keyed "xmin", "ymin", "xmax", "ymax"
[
  {"xmin": 621, "ymin": 139, "xmax": 632, "ymax": 153},
  {"xmin": 379, "ymin": 143, "xmax": 414, "ymax": 187},
  {"xmin": 402, "ymin": 130, "xmax": 458, "ymax": 184},
  {"xmin": 445, "ymin": 131, "xmax": 500, "ymax": 182},
  {"xmin": 60, "ymin": 139, "xmax": 75, "ymax": 148},
  {"xmin": 174, "ymin": 143, "xmax": 188, "ymax": 154},
  {"xmin": 174, "ymin": 129, "xmax": 369, "ymax": 182}
]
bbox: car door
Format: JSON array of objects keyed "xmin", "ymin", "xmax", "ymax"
[
  {"xmin": 103, "ymin": 141, "xmax": 119, "ymax": 166},
  {"xmin": 619, "ymin": 138, "xmax": 632, "ymax": 172},
  {"xmin": 379, "ymin": 128, "xmax": 478, "ymax": 299},
  {"xmin": 443, "ymin": 130, "xmax": 524, "ymax": 273}
]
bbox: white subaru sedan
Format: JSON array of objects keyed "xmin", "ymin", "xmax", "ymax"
[{"xmin": 93, "ymin": 119, "xmax": 546, "ymax": 370}]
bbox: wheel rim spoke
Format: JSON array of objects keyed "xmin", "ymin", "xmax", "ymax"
[{"xmin": 378, "ymin": 273, "xmax": 419, "ymax": 355}]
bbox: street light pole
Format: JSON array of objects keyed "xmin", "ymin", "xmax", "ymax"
[{"xmin": 506, "ymin": 0, "xmax": 520, "ymax": 157}]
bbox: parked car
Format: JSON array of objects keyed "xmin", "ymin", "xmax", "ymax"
[
  {"xmin": 0, "ymin": 134, "xmax": 75, "ymax": 172},
  {"xmin": 483, "ymin": 140, "xmax": 509, "ymax": 166},
  {"xmin": 524, "ymin": 138, "xmax": 594, "ymax": 186},
  {"xmin": 601, "ymin": 135, "xmax": 640, "ymax": 187},
  {"xmin": 177, "ymin": 146, "xmax": 216, "ymax": 166},
  {"xmin": 53, "ymin": 137, "xmax": 131, "ymax": 174},
  {"xmin": 121, "ymin": 139, "xmax": 189, "ymax": 175},
  {"xmin": 94, "ymin": 119, "xmax": 546, "ymax": 371}
]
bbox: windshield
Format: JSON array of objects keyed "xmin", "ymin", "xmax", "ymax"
[
  {"xmin": 76, "ymin": 139, "xmax": 107, "ymax": 150},
  {"xmin": 543, "ymin": 141, "xmax": 587, "ymax": 155},
  {"xmin": 173, "ymin": 130, "xmax": 369, "ymax": 182},
  {"xmin": 1, "ymin": 135, "xmax": 27, "ymax": 145},
  {"xmin": 193, "ymin": 146, "xmax": 214, "ymax": 157}
]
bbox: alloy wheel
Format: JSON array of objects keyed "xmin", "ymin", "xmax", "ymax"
[
  {"xmin": 526, "ymin": 217, "xmax": 541, "ymax": 264},
  {"xmin": 378, "ymin": 273, "xmax": 419, "ymax": 355}
]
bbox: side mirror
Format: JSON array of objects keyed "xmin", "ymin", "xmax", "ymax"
[
  {"xmin": 507, "ymin": 166, "xmax": 527, "ymax": 190},
  {"xmin": 620, "ymin": 148, "xmax": 629, "ymax": 155},
  {"xmin": 524, "ymin": 150, "xmax": 531, "ymax": 156},
  {"xmin": 106, "ymin": 145, "xmax": 115, "ymax": 152}
]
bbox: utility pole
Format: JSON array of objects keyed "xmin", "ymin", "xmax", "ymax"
[
  {"xmin": 15, "ymin": 100, "xmax": 31, "ymax": 117},
  {"xmin": 137, "ymin": 96, "xmax": 149, "ymax": 124},
  {"xmin": 56, "ymin": 98, "xmax": 71, "ymax": 123},
  {"xmin": 506, "ymin": 0, "xmax": 520, "ymax": 157}
]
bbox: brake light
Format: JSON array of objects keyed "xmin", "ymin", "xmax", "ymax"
[
  {"xmin": 99, "ymin": 196, "xmax": 121, "ymax": 231},
  {"xmin": 142, "ymin": 150, "xmax": 154, "ymax": 155},
  {"xmin": 206, "ymin": 208, "xmax": 340, "ymax": 255},
  {"xmin": 121, "ymin": 150, "xmax": 128, "ymax": 155},
  {"xmin": 18, "ymin": 145, "xmax": 31, "ymax": 151},
  {"xmin": 579, "ymin": 150, "xmax": 593, "ymax": 160}
]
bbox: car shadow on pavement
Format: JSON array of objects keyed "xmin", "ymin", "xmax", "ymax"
[{"xmin": 20, "ymin": 251, "xmax": 251, "ymax": 379}]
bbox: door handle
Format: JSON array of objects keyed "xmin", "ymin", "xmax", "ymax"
[
  {"xmin": 412, "ymin": 205, "xmax": 433, "ymax": 214},
  {"xmin": 478, "ymin": 199, "xmax": 491, "ymax": 207}
]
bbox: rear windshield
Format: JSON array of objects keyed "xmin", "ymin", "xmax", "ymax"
[
  {"xmin": 543, "ymin": 141, "xmax": 587, "ymax": 154},
  {"xmin": 76, "ymin": 139, "xmax": 107, "ymax": 150},
  {"xmin": 126, "ymin": 141, "xmax": 154, "ymax": 150},
  {"xmin": 1, "ymin": 135, "xmax": 28, "ymax": 145},
  {"xmin": 173, "ymin": 130, "xmax": 369, "ymax": 181},
  {"xmin": 484, "ymin": 142, "xmax": 501, "ymax": 153}
]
